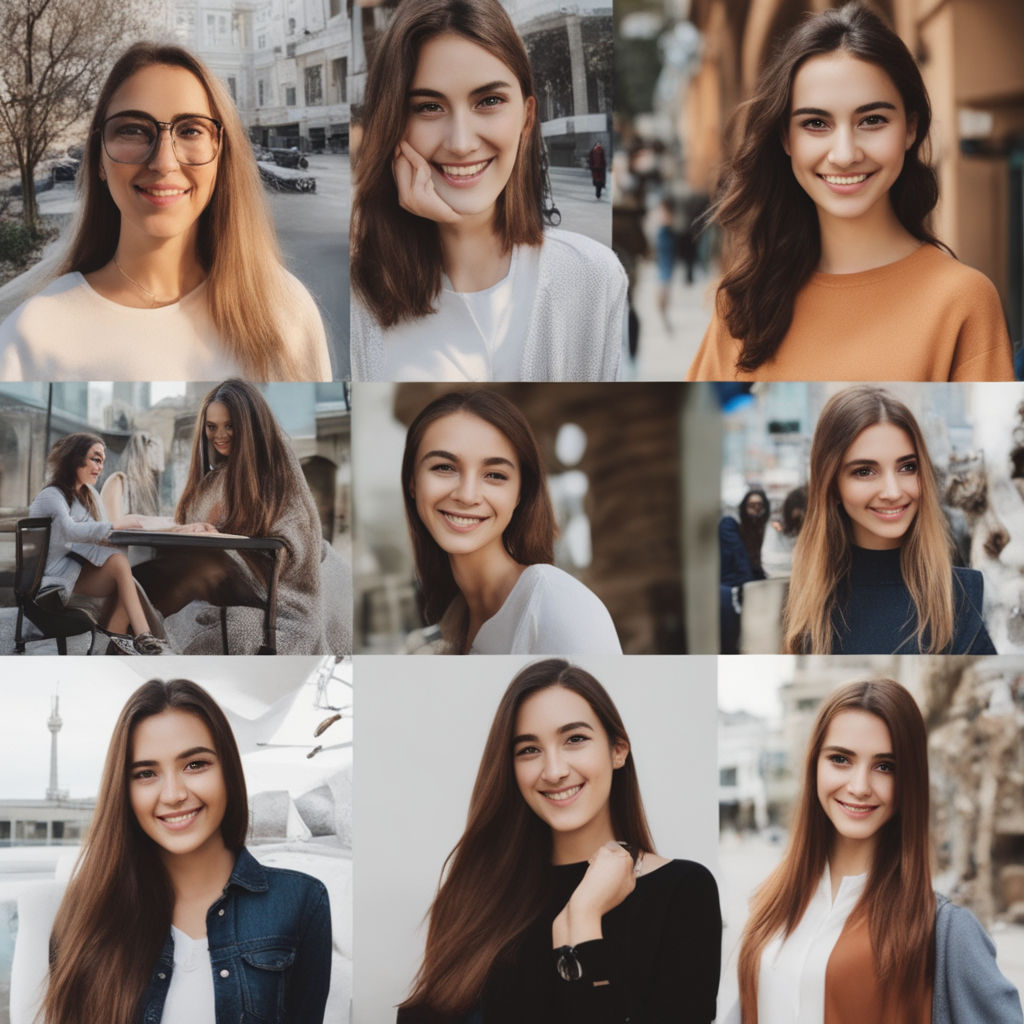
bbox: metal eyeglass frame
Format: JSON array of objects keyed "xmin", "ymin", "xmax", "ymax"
[{"xmin": 99, "ymin": 112, "xmax": 223, "ymax": 166}]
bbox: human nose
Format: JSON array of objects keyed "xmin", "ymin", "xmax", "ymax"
[
  {"xmin": 879, "ymin": 469, "xmax": 902, "ymax": 499},
  {"xmin": 147, "ymin": 126, "xmax": 182, "ymax": 172},
  {"xmin": 828, "ymin": 126, "xmax": 861, "ymax": 168},
  {"xmin": 160, "ymin": 771, "xmax": 187, "ymax": 805},
  {"xmin": 846, "ymin": 764, "xmax": 872, "ymax": 797},
  {"xmin": 540, "ymin": 748, "xmax": 569, "ymax": 783},
  {"xmin": 445, "ymin": 109, "xmax": 478, "ymax": 156},
  {"xmin": 451, "ymin": 472, "xmax": 481, "ymax": 504}
]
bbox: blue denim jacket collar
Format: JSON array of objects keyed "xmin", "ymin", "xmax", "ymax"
[{"xmin": 228, "ymin": 845, "xmax": 269, "ymax": 894}]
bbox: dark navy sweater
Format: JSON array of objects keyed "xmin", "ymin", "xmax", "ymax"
[{"xmin": 832, "ymin": 545, "xmax": 996, "ymax": 654}]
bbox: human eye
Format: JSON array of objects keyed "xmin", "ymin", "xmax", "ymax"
[
  {"xmin": 875, "ymin": 759, "xmax": 896, "ymax": 773},
  {"xmin": 485, "ymin": 470, "xmax": 509, "ymax": 481},
  {"xmin": 174, "ymin": 117, "xmax": 211, "ymax": 139},
  {"xmin": 131, "ymin": 768, "xmax": 156, "ymax": 781},
  {"xmin": 184, "ymin": 758, "xmax": 212, "ymax": 771},
  {"xmin": 850, "ymin": 465, "xmax": 875, "ymax": 478},
  {"xmin": 514, "ymin": 743, "xmax": 540, "ymax": 758},
  {"xmin": 411, "ymin": 100, "xmax": 445, "ymax": 115},
  {"xmin": 899, "ymin": 460, "xmax": 918, "ymax": 474},
  {"xmin": 800, "ymin": 117, "xmax": 829, "ymax": 131},
  {"xmin": 565, "ymin": 733, "xmax": 590, "ymax": 746},
  {"xmin": 429, "ymin": 461, "xmax": 456, "ymax": 474},
  {"xmin": 826, "ymin": 752, "xmax": 850, "ymax": 766},
  {"xmin": 476, "ymin": 94, "xmax": 507, "ymax": 110},
  {"xmin": 860, "ymin": 113, "xmax": 890, "ymax": 128},
  {"xmin": 114, "ymin": 118, "xmax": 156, "ymax": 142}
]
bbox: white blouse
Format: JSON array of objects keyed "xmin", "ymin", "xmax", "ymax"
[
  {"xmin": 757, "ymin": 866, "xmax": 867, "ymax": 1023},
  {"xmin": 161, "ymin": 925, "xmax": 216, "ymax": 1024}
]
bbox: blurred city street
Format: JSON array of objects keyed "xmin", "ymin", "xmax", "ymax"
[{"xmin": 547, "ymin": 166, "xmax": 611, "ymax": 247}]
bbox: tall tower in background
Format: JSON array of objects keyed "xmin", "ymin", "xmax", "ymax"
[{"xmin": 46, "ymin": 694, "xmax": 68, "ymax": 802}]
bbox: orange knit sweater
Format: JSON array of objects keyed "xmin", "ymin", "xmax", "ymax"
[{"xmin": 686, "ymin": 244, "xmax": 1014, "ymax": 381}]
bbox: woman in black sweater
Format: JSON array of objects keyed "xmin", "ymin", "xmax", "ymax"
[
  {"xmin": 397, "ymin": 659, "xmax": 721, "ymax": 1023},
  {"xmin": 783, "ymin": 385, "xmax": 995, "ymax": 654}
]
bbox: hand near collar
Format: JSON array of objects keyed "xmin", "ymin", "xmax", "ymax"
[
  {"xmin": 393, "ymin": 141, "xmax": 462, "ymax": 225},
  {"xmin": 552, "ymin": 841, "xmax": 637, "ymax": 947}
]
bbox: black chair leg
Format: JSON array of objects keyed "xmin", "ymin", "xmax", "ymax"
[{"xmin": 57, "ymin": 636, "xmax": 67, "ymax": 655}]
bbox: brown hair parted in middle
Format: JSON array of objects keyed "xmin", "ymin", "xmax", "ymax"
[
  {"xmin": 175, "ymin": 378, "xmax": 300, "ymax": 539},
  {"xmin": 45, "ymin": 679, "xmax": 248, "ymax": 1024},
  {"xmin": 401, "ymin": 659, "xmax": 655, "ymax": 1016},
  {"xmin": 60, "ymin": 42, "xmax": 313, "ymax": 379},
  {"xmin": 400, "ymin": 389, "xmax": 557, "ymax": 635},
  {"xmin": 45, "ymin": 432, "xmax": 107, "ymax": 520},
  {"xmin": 783, "ymin": 385, "xmax": 954, "ymax": 654},
  {"xmin": 736, "ymin": 678, "xmax": 934, "ymax": 1021},
  {"xmin": 351, "ymin": 0, "xmax": 546, "ymax": 328}
]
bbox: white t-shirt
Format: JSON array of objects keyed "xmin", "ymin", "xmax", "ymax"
[
  {"xmin": 757, "ymin": 867, "xmax": 867, "ymax": 1024},
  {"xmin": 161, "ymin": 925, "xmax": 216, "ymax": 1024},
  {"xmin": 0, "ymin": 270, "xmax": 332, "ymax": 381},
  {"xmin": 470, "ymin": 563, "xmax": 622, "ymax": 654}
]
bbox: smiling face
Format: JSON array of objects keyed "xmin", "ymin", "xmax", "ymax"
[
  {"xmin": 100, "ymin": 64, "xmax": 220, "ymax": 248},
  {"xmin": 76, "ymin": 442, "xmax": 106, "ymax": 489},
  {"xmin": 513, "ymin": 686, "xmax": 627, "ymax": 859},
  {"xmin": 411, "ymin": 411, "xmax": 521, "ymax": 560},
  {"xmin": 204, "ymin": 400, "xmax": 234, "ymax": 461},
  {"xmin": 404, "ymin": 32, "xmax": 532, "ymax": 223},
  {"xmin": 785, "ymin": 51, "xmax": 916, "ymax": 230},
  {"xmin": 837, "ymin": 421, "xmax": 920, "ymax": 550},
  {"xmin": 128, "ymin": 708, "xmax": 229, "ymax": 862},
  {"xmin": 817, "ymin": 709, "xmax": 896, "ymax": 855}
]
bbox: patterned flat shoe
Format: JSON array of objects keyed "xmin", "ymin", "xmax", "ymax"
[
  {"xmin": 104, "ymin": 633, "xmax": 139, "ymax": 656},
  {"xmin": 133, "ymin": 632, "xmax": 167, "ymax": 655}
]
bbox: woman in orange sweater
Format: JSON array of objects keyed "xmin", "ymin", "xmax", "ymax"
[{"xmin": 686, "ymin": 3, "xmax": 1013, "ymax": 382}]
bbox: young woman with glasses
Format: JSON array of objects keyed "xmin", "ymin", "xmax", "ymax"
[{"xmin": 0, "ymin": 43, "xmax": 331, "ymax": 381}]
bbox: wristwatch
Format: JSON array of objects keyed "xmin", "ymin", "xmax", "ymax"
[{"xmin": 554, "ymin": 945, "xmax": 583, "ymax": 982}]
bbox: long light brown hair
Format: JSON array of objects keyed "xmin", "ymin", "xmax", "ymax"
[
  {"xmin": 116, "ymin": 431, "xmax": 162, "ymax": 516},
  {"xmin": 737, "ymin": 679, "xmax": 934, "ymax": 1021},
  {"xmin": 400, "ymin": 389, "xmax": 556, "ymax": 649},
  {"xmin": 783, "ymin": 385, "xmax": 953, "ymax": 653},
  {"xmin": 708, "ymin": 3, "xmax": 946, "ymax": 372},
  {"xmin": 44, "ymin": 432, "xmax": 106, "ymax": 521},
  {"xmin": 401, "ymin": 659, "xmax": 655, "ymax": 1016},
  {"xmin": 44, "ymin": 679, "xmax": 248, "ymax": 1024},
  {"xmin": 60, "ymin": 42, "xmax": 315, "ymax": 379},
  {"xmin": 351, "ymin": 0, "xmax": 545, "ymax": 327},
  {"xmin": 175, "ymin": 379, "xmax": 303, "ymax": 538}
]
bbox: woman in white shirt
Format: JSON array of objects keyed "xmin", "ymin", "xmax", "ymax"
[
  {"xmin": 350, "ymin": 0, "xmax": 626, "ymax": 382},
  {"xmin": 732, "ymin": 678, "xmax": 1021, "ymax": 1023},
  {"xmin": 0, "ymin": 42, "xmax": 331, "ymax": 382},
  {"xmin": 401, "ymin": 390, "xmax": 621, "ymax": 654}
]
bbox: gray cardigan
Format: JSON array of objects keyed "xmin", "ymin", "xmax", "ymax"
[{"xmin": 933, "ymin": 895, "xmax": 1023, "ymax": 1024}]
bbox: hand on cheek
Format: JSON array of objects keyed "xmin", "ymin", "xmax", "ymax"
[{"xmin": 393, "ymin": 140, "xmax": 462, "ymax": 225}]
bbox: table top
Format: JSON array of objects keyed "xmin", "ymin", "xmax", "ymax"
[{"xmin": 108, "ymin": 530, "xmax": 285, "ymax": 551}]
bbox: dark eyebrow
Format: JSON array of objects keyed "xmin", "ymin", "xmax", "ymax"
[
  {"xmin": 129, "ymin": 745, "xmax": 217, "ymax": 769},
  {"xmin": 409, "ymin": 80, "xmax": 514, "ymax": 100},
  {"xmin": 419, "ymin": 449, "xmax": 516, "ymax": 470},
  {"xmin": 106, "ymin": 109, "xmax": 213, "ymax": 121},
  {"xmin": 791, "ymin": 101, "xmax": 897, "ymax": 118},
  {"xmin": 512, "ymin": 722, "xmax": 595, "ymax": 745},
  {"xmin": 843, "ymin": 453, "xmax": 916, "ymax": 469},
  {"xmin": 823, "ymin": 744, "xmax": 895, "ymax": 760}
]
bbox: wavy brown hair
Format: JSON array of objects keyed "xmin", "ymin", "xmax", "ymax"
[
  {"xmin": 44, "ymin": 679, "xmax": 248, "ymax": 1024},
  {"xmin": 737, "ymin": 679, "xmax": 934, "ymax": 1021},
  {"xmin": 351, "ymin": 0, "xmax": 545, "ymax": 327},
  {"xmin": 401, "ymin": 659, "xmax": 656, "ymax": 1016},
  {"xmin": 400, "ymin": 389, "xmax": 556, "ymax": 649},
  {"xmin": 59, "ymin": 42, "xmax": 315, "ymax": 379},
  {"xmin": 44, "ymin": 432, "xmax": 106, "ymax": 520},
  {"xmin": 175, "ymin": 379, "xmax": 302, "ymax": 538},
  {"xmin": 709, "ymin": 2, "xmax": 946, "ymax": 372},
  {"xmin": 783, "ymin": 385, "xmax": 953, "ymax": 653}
]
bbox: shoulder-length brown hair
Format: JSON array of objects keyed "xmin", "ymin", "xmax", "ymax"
[
  {"xmin": 709, "ymin": 2, "xmax": 946, "ymax": 372},
  {"xmin": 44, "ymin": 432, "xmax": 106, "ymax": 520},
  {"xmin": 45, "ymin": 679, "xmax": 248, "ymax": 1024},
  {"xmin": 400, "ymin": 389, "xmax": 556, "ymax": 646},
  {"xmin": 737, "ymin": 679, "xmax": 934, "ymax": 1021},
  {"xmin": 783, "ymin": 385, "xmax": 953, "ymax": 653},
  {"xmin": 59, "ymin": 42, "xmax": 315, "ymax": 379},
  {"xmin": 351, "ymin": 0, "xmax": 545, "ymax": 328},
  {"xmin": 175, "ymin": 378, "xmax": 302, "ymax": 538},
  {"xmin": 402, "ymin": 659, "xmax": 655, "ymax": 1016}
]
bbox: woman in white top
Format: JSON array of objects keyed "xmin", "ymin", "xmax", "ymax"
[
  {"xmin": 0, "ymin": 42, "xmax": 331, "ymax": 382},
  {"xmin": 27, "ymin": 432, "xmax": 212, "ymax": 655},
  {"xmin": 43, "ymin": 678, "xmax": 331, "ymax": 1024},
  {"xmin": 732, "ymin": 678, "xmax": 1021, "ymax": 1023},
  {"xmin": 401, "ymin": 390, "xmax": 621, "ymax": 654},
  {"xmin": 350, "ymin": 0, "xmax": 626, "ymax": 382}
]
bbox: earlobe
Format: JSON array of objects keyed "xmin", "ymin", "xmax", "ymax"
[
  {"xmin": 522, "ymin": 95, "xmax": 536, "ymax": 137},
  {"xmin": 612, "ymin": 739, "xmax": 629, "ymax": 769},
  {"xmin": 905, "ymin": 115, "xmax": 918, "ymax": 151}
]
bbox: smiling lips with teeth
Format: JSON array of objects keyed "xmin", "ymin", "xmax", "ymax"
[
  {"xmin": 158, "ymin": 807, "xmax": 202, "ymax": 828},
  {"xmin": 543, "ymin": 783, "xmax": 583, "ymax": 802},
  {"xmin": 820, "ymin": 173, "xmax": 871, "ymax": 185}
]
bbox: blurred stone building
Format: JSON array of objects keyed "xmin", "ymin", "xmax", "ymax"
[{"xmin": 684, "ymin": 0, "xmax": 1024, "ymax": 341}]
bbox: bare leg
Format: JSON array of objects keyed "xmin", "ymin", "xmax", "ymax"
[{"xmin": 74, "ymin": 554, "xmax": 150, "ymax": 636}]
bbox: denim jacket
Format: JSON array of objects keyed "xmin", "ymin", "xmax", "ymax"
[{"xmin": 136, "ymin": 847, "xmax": 332, "ymax": 1024}]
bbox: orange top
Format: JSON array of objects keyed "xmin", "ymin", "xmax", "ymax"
[{"xmin": 686, "ymin": 244, "xmax": 1015, "ymax": 382}]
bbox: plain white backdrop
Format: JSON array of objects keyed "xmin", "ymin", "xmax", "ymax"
[{"xmin": 353, "ymin": 654, "xmax": 718, "ymax": 1023}]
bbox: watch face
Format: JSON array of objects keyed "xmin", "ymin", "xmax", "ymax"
[{"xmin": 555, "ymin": 946, "xmax": 583, "ymax": 982}]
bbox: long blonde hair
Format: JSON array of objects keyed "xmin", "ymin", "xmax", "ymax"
[
  {"xmin": 60, "ymin": 42, "xmax": 316, "ymax": 379},
  {"xmin": 783, "ymin": 386, "xmax": 954, "ymax": 653}
]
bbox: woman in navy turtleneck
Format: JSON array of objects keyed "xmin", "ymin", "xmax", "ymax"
[{"xmin": 782, "ymin": 386, "xmax": 995, "ymax": 655}]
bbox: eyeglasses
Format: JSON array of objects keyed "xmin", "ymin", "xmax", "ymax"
[{"xmin": 100, "ymin": 112, "xmax": 222, "ymax": 166}]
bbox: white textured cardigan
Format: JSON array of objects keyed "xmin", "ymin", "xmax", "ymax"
[{"xmin": 350, "ymin": 228, "xmax": 627, "ymax": 382}]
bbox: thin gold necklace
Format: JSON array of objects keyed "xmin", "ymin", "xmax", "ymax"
[{"xmin": 112, "ymin": 253, "xmax": 178, "ymax": 307}]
